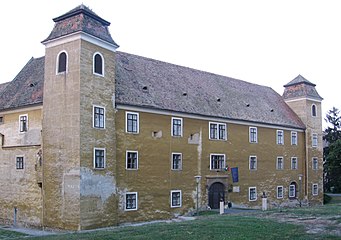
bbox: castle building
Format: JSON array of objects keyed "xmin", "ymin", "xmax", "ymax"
[{"xmin": 0, "ymin": 5, "xmax": 323, "ymax": 230}]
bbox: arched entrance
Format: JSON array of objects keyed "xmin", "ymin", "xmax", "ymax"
[{"xmin": 208, "ymin": 182, "xmax": 225, "ymax": 209}]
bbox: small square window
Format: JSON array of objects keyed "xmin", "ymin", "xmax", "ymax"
[
  {"xmin": 93, "ymin": 106, "xmax": 105, "ymax": 129},
  {"xmin": 125, "ymin": 192, "xmax": 138, "ymax": 211},
  {"xmin": 210, "ymin": 154, "xmax": 225, "ymax": 170},
  {"xmin": 276, "ymin": 157, "xmax": 284, "ymax": 170},
  {"xmin": 126, "ymin": 112, "xmax": 139, "ymax": 133},
  {"xmin": 171, "ymin": 117, "xmax": 183, "ymax": 137},
  {"xmin": 277, "ymin": 186, "xmax": 284, "ymax": 199},
  {"xmin": 16, "ymin": 156, "xmax": 24, "ymax": 169},
  {"xmin": 126, "ymin": 151, "xmax": 138, "ymax": 170},
  {"xmin": 276, "ymin": 130, "xmax": 284, "ymax": 145},
  {"xmin": 249, "ymin": 187, "xmax": 257, "ymax": 201},
  {"xmin": 291, "ymin": 157, "xmax": 298, "ymax": 170},
  {"xmin": 94, "ymin": 148, "xmax": 105, "ymax": 169},
  {"xmin": 171, "ymin": 190, "xmax": 182, "ymax": 208},
  {"xmin": 312, "ymin": 158, "xmax": 318, "ymax": 170},
  {"xmin": 249, "ymin": 127, "xmax": 257, "ymax": 143},
  {"xmin": 291, "ymin": 131, "xmax": 298, "ymax": 145},
  {"xmin": 209, "ymin": 122, "xmax": 227, "ymax": 140},
  {"xmin": 172, "ymin": 153, "xmax": 182, "ymax": 170},
  {"xmin": 249, "ymin": 156, "xmax": 257, "ymax": 170},
  {"xmin": 312, "ymin": 184, "xmax": 318, "ymax": 196}
]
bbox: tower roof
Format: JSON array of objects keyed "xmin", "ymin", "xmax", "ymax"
[
  {"xmin": 283, "ymin": 75, "xmax": 323, "ymax": 101},
  {"xmin": 42, "ymin": 4, "xmax": 119, "ymax": 47}
]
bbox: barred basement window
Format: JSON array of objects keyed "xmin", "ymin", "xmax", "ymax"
[
  {"xmin": 125, "ymin": 192, "xmax": 138, "ymax": 211},
  {"xmin": 16, "ymin": 156, "xmax": 24, "ymax": 169},
  {"xmin": 171, "ymin": 190, "xmax": 182, "ymax": 208}
]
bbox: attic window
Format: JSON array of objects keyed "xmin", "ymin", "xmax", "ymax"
[
  {"xmin": 142, "ymin": 86, "xmax": 148, "ymax": 91},
  {"xmin": 182, "ymin": 92, "xmax": 187, "ymax": 96},
  {"xmin": 29, "ymin": 83, "xmax": 37, "ymax": 87},
  {"xmin": 270, "ymin": 109, "xmax": 274, "ymax": 112},
  {"xmin": 217, "ymin": 98, "xmax": 221, "ymax": 102},
  {"xmin": 246, "ymin": 104, "xmax": 250, "ymax": 107}
]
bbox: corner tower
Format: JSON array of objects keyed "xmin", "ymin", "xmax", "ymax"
[
  {"xmin": 283, "ymin": 75, "xmax": 323, "ymax": 204},
  {"xmin": 42, "ymin": 5, "xmax": 118, "ymax": 230}
]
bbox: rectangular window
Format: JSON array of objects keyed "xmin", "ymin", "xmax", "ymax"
[
  {"xmin": 277, "ymin": 186, "xmax": 284, "ymax": 199},
  {"xmin": 93, "ymin": 148, "xmax": 105, "ymax": 169},
  {"xmin": 291, "ymin": 157, "xmax": 297, "ymax": 170},
  {"xmin": 312, "ymin": 184, "xmax": 318, "ymax": 196},
  {"xmin": 171, "ymin": 190, "xmax": 182, "ymax": 208},
  {"xmin": 16, "ymin": 156, "xmax": 24, "ymax": 169},
  {"xmin": 172, "ymin": 153, "xmax": 182, "ymax": 170},
  {"xmin": 276, "ymin": 130, "xmax": 284, "ymax": 145},
  {"xmin": 249, "ymin": 156, "xmax": 257, "ymax": 170},
  {"xmin": 276, "ymin": 157, "xmax": 284, "ymax": 170},
  {"xmin": 126, "ymin": 112, "xmax": 139, "ymax": 133},
  {"xmin": 93, "ymin": 106, "xmax": 105, "ymax": 128},
  {"xmin": 312, "ymin": 157, "xmax": 318, "ymax": 170},
  {"xmin": 171, "ymin": 117, "xmax": 183, "ymax": 137},
  {"xmin": 126, "ymin": 151, "xmax": 138, "ymax": 170},
  {"xmin": 19, "ymin": 114, "xmax": 28, "ymax": 132},
  {"xmin": 312, "ymin": 133, "xmax": 318, "ymax": 147},
  {"xmin": 249, "ymin": 187, "xmax": 257, "ymax": 201},
  {"xmin": 209, "ymin": 122, "xmax": 227, "ymax": 140},
  {"xmin": 210, "ymin": 154, "xmax": 225, "ymax": 170},
  {"xmin": 0, "ymin": 116, "xmax": 3, "ymax": 124},
  {"xmin": 291, "ymin": 131, "xmax": 298, "ymax": 145},
  {"xmin": 249, "ymin": 127, "xmax": 257, "ymax": 143},
  {"xmin": 125, "ymin": 192, "xmax": 138, "ymax": 211},
  {"xmin": 289, "ymin": 184, "xmax": 296, "ymax": 198}
]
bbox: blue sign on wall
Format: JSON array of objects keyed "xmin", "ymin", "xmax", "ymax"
[{"xmin": 231, "ymin": 167, "xmax": 239, "ymax": 183}]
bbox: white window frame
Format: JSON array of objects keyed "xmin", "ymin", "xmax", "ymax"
[
  {"xmin": 249, "ymin": 187, "xmax": 257, "ymax": 201},
  {"xmin": 312, "ymin": 184, "xmax": 318, "ymax": 196},
  {"xmin": 93, "ymin": 52, "xmax": 104, "ymax": 77},
  {"xmin": 93, "ymin": 105, "xmax": 105, "ymax": 129},
  {"xmin": 126, "ymin": 151, "xmax": 139, "ymax": 170},
  {"xmin": 277, "ymin": 186, "xmax": 284, "ymax": 199},
  {"xmin": 171, "ymin": 117, "xmax": 183, "ymax": 137},
  {"xmin": 249, "ymin": 127, "xmax": 258, "ymax": 143},
  {"xmin": 56, "ymin": 50, "xmax": 68, "ymax": 74},
  {"xmin": 312, "ymin": 133, "xmax": 318, "ymax": 147},
  {"xmin": 289, "ymin": 184, "xmax": 296, "ymax": 198},
  {"xmin": 291, "ymin": 157, "xmax": 298, "ymax": 170},
  {"xmin": 209, "ymin": 122, "xmax": 227, "ymax": 140},
  {"xmin": 125, "ymin": 192, "xmax": 138, "ymax": 211},
  {"xmin": 276, "ymin": 130, "xmax": 284, "ymax": 145},
  {"xmin": 15, "ymin": 155, "xmax": 25, "ymax": 170},
  {"xmin": 171, "ymin": 152, "xmax": 182, "ymax": 170},
  {"xmin": 125, "ymin": 111, "xmax": 139, "ymax": 134},
  {"xmin": 210, "ymin": 154, "xmax": 226, "ymax": 170},
  {"xmin": 170, "ymin": 190, "xmax": 182, "ymax": 208},
  {"xmin": 93, "ymin": 148, "xmax": 106, "ymax": 169},
  {"xmin": 311, "ymin": 104, "xmax": 317, "ymax": 117},
  {"xmin": 312, "ymin": 157, "xmax": 318, "ymax": 170},
  {"xmin": 291, "ymin": 131, "xmax": 298, "ymax": 145},
  {"xmin": 276, "ymin": 156, "xmax": 284, "ymax": 170},
  {"xmin": 249, "ymin": 156, "xmax": 257, "ymax": 170},
  {"xmin": 19, "ymin": 114, "xmax": 28, "ymax": 133}
]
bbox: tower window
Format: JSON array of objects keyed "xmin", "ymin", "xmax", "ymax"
[
  {"xmin": 312, "ymin": 104, "xmax": 317, "ymax": 117},
  {"xmin": 93, "ymin": 53, "xmax": 104, "ymax": 76},
  {"xmin": 57, "ymin": 51, "xmax": 67, "ymax": 73}
]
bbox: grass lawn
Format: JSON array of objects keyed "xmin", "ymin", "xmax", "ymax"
[{"xmin": 1, "ymin": 204, "xmax": 340, "ymax": 240}]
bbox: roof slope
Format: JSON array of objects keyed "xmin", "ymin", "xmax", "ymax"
[
  {"xmin": 115, "ymin": 52, "xmax": 305, "ymax": 129},
  {"xmin": 0, "ymin": 57, "xmax": 44, "ymax": 111}
]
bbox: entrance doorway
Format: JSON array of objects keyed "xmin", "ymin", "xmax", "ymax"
[{"xmin": 208, "ymin": 182, "xmax": 225, "ymax": 209}]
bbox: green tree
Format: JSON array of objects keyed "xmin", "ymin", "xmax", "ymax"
[{"xmin": 324, "ymin": 107, "xmax": 341, "ymax": 192}]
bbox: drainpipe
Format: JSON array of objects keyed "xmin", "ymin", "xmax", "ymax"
[
  {"xmin": 305, "ymin": 129, "xmax": 309, "ymax": 199},
  {"xmin": 13, "ymin": 207, "xmax": 17, "ymax": 227}
]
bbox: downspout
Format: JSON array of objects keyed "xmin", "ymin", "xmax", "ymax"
[{"xmin": 305, "ymin": 129, "xmax": 309, "ymax": 199}]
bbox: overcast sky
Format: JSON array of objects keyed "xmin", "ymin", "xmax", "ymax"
[{"xmin": 1, "ymin": 0, "xmax": 340, "ymax": 125}]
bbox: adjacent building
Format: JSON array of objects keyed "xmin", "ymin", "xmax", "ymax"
[{"xmin": 0, "ymin": 5, "xmax": 323, "ymax": 230}]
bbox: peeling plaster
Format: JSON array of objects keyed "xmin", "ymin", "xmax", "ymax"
[{"xmin": 80, "ymin": 168, "xmax": 116, "ymax": 203}]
